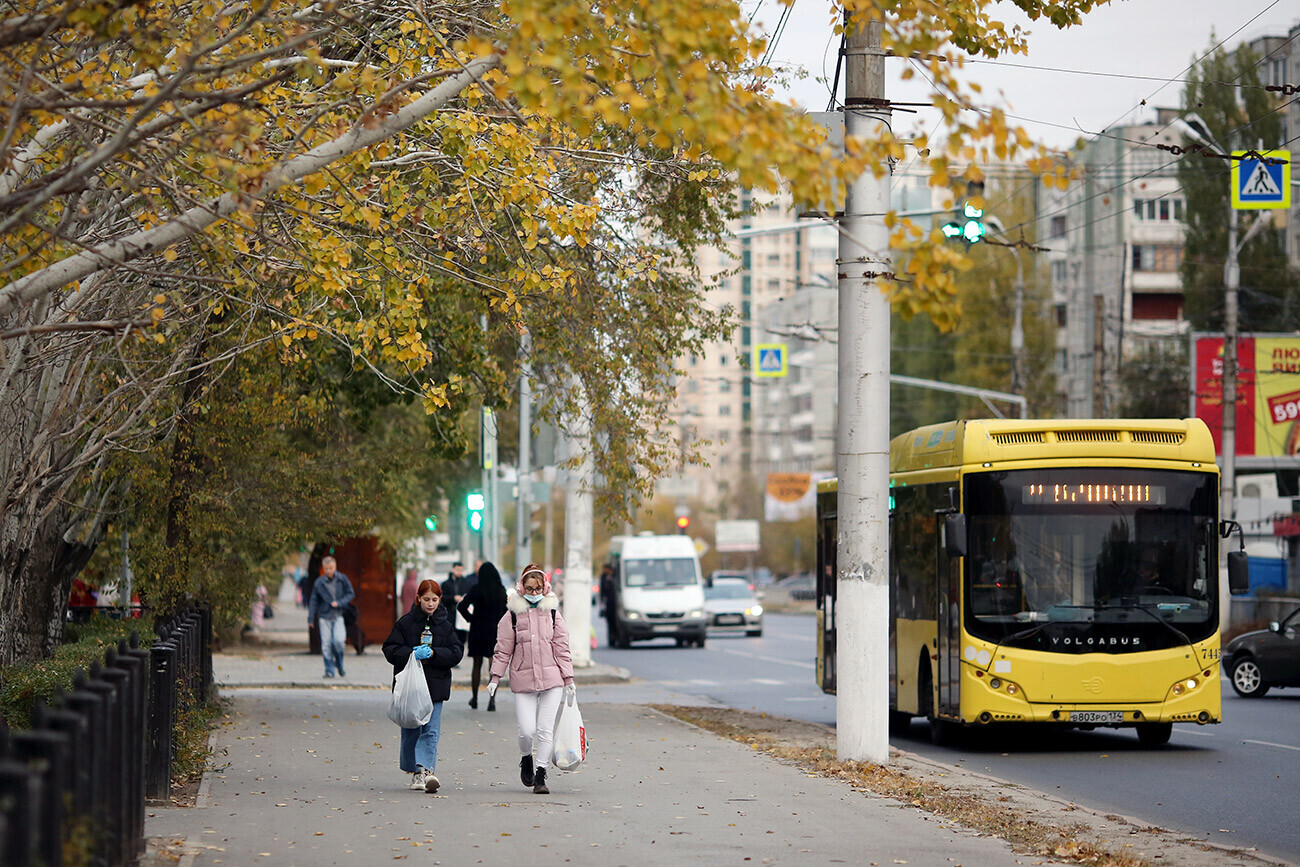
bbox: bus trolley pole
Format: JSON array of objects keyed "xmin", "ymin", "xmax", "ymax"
[{"xmin": 835, "ymin": 12, "xmax": 892, "ymax": 765}]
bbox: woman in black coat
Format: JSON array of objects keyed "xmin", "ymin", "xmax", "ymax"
[
  {"xmin": 382, "ymin": 579, "xmax": 463, "ymax": 793},
  {"xmin": 456, "ymin": 561, "xmax": 509, "ymax": 711}
]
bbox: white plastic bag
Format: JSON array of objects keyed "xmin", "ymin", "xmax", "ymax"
[
  {"xmin": 551, "ymin": 695, "xmax": 586, "ymax": 771},
  {"xmin": 387, "ymin": 653, "xmax": 434, "ymax": 728}
]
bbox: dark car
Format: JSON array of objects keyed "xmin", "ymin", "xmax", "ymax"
[{"xmin": 1222, "ymin": 607, "xmax": 1300, "ymax": 697}]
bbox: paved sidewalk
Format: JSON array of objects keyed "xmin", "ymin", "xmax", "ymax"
[{"xmin": 146, "ymin": 689, "xmax": 1043, "ymax": 867}]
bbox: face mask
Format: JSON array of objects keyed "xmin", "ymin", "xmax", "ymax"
[{"xmin": 523, "ymin": 593, "xmax": 544, "ymax": 604}]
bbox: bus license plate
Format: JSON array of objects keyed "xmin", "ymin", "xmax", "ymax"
[{"xmin": 1070, "ymin": 711, "xmax": 1122, "ymax": 724}]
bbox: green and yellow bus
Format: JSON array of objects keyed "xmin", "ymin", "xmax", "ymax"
[{"xmin": 815, "ymin": 418, "xmax": 1249, "ymax": 746}]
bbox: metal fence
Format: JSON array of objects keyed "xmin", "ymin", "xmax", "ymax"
[{"xmin": 0, "ymin": 603, "xmax": 212, "ymax": 867}]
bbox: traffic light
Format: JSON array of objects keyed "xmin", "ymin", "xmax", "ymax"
[
  {"xmin": 941, "ymin": 180, "xmax": 986, "ymax": 245},
  {"xmin": 467, "ymin": 492, "xmax": 485, "ymax": 533},
  {"xmin": 676, "ymin": 515, "xmax": 691, "ymax": 534},
  {"xmin": 424, "ymin": 514, "xmax": 438, "ymax": 532}
]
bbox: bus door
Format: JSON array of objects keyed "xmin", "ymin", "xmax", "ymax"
[{"xmin": 935, "ymin": 509, "xmax": 961, "ymax": 718}]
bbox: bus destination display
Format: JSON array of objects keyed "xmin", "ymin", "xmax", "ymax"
[{"xmin": 1021, "ymin": 483, "xmax": 1167, "ymax": 505}]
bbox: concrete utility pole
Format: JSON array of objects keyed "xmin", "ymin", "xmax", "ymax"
[
  {"xmin": 482, "ymin": 405, "xmax": 499, "ymax": 565},
  {"xmin": 516, "ymin": 330, "xmax": 533, "ymax": 572},
  {"xmin": 562, "ymin": 391, "xmax": 594, "ymax": 667},
  {"xmin": 836, "ymin": 13, "xmax": 892, "ymax": 765}
]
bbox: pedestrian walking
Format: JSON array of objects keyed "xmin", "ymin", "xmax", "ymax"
[
  {"xmin": 441, "ymin": 561, "xmax": 469, "ymax": 646},
  {"xmin": 400, "ymin": 567, "xmax": 420, "ymax": 613},
  {"xmin": 307, "ymin": 556, "xmax": 355, "ymax": 678},
  {"xmin": 382, "ymin": 579, "xmax": 463, "ymax": 793},
  {"xmin": 456, "ymin": 561, "xmax": 509, "ymax": 711},
  {"xmin": 487, "ymin": 564, "xmax": 574, "ymax": 795}
]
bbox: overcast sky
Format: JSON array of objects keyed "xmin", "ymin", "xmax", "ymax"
[{"xmin": 750, "ymin": 0, "xmax": 1300, "ymax": 150}]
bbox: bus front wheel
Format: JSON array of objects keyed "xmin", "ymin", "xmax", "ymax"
[{"xmin": 1136, "ymin": 722, "xmax": 1172, "ymax": 746}]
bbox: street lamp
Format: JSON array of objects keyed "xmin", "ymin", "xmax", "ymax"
[{"xmin": 1171, "ymin": 114, "xmax": 1273, "ymax": 526}]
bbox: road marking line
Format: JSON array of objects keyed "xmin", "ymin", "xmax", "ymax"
[
  {"xmin": 689, "ymin": 679, "xmax": 721, "ymax": 686},
  {"xmin": 1243, "ymin": 738, "xmax": 1300, "ymax": 752},
  {"xmin": 718, "ymin": 648, "xmax": 815, "ymax": 669},
  {"xmin": 1173, "ymin": 728, "xmax": 1215, "ymax": 738},
  {"xmin": 750, "ymin": 678, "xmax": 785, "ymax": 685}
]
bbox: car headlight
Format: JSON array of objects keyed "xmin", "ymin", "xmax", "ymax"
[
  {"xmin": 624, "ymin": 610, "xmax": 642, "ymax": 620},
  {"xmin": 747, "ymin": 605, "xmax": 763, "ymax": 616},
  {"xmin": 688, "ymin": 609, "xmax": 705, "ymax": 619}
]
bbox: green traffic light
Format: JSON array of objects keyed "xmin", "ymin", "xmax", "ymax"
[{"xmin": 424, "ymin": 515, "xmax": 438, "ymax": 532}]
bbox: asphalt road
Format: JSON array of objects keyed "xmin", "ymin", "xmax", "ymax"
[{"xmin": 590, "ymin": 611, "xmax": 1300, "ymax": 864}]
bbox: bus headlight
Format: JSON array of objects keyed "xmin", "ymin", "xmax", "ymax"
[
  {"xmin": 1006, "ymin": 683, "xmax": 1018, "ymax": 695},
  {"xmin": 1172, "ymin": 677, "xmax": 1199, "ymax": 697},
  {"xmin": 989, "ymin": 678, "xmax": 1002, "ymax": 690}
]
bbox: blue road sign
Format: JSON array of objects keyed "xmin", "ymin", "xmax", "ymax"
[
  {"xmin": 754, "ymin": 343, "xmax": 787, "ymax": 377},
  {"xmin": 1231, "ymin": 150, "xmax": 1291, "ymax": 210}
]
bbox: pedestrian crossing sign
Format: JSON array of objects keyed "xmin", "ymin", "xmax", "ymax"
[
  {"xmin": 1231, "ymin": 150, "xmax": 1290, "ymax": 210},
  {"xmin": 753, "ymin": 344, "xmax": 787, "ymax": 378}
]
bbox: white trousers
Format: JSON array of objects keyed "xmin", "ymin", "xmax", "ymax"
[{"xmin": 515, "ymin": 686, "xmax": 564, "ymax": 767}]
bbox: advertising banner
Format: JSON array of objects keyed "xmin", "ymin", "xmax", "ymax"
[{"xmin": 1193, "ymin": 334, "xmax": 1300, "ymax": 457}]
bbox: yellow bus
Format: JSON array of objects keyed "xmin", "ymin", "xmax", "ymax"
[{"xmin": 815, "ymin": 418, "xmax": 1250, "ymax": 746}]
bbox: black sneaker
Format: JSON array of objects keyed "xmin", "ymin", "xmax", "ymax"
[
  {"xmin": 532, "ymin": 767, "xmax": 549, "ymax": 795},
  {"xmin": 520, "ymin": 755, "xmax": 534, "ymax": 787}
]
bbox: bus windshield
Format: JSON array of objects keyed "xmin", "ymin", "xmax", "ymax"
[
  {"xmin": 963, "ymin": 467, "xmax": 1218, "ymax": 646},
  {"xmin": 623, "ymin": 558, "xmax": 699, "ymax": 588}
]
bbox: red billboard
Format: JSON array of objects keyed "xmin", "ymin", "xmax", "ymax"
[{"xmin": 1193, "ymin": 334, "xmax": 1300, "ymax": 458}]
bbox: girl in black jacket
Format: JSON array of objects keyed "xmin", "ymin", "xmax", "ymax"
[
  {"xmin": 382, "ymin": 579, "xmax": 463, "ymax": 793},
  {"xmin": 456, "ymin": 561, "xmax": 509, "ymax": 711}
]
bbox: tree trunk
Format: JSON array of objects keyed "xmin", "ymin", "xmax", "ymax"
[{"xmin": 0, "ymin": 502, "xmax": 102, "ymax": 668}]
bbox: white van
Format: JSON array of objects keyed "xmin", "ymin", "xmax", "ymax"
[{"xmin": 606, "ymin": 534, "xmax": 707, "ymax": 648}]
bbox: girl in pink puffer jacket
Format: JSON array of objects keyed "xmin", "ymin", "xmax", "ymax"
[{"xmin": 488, "ymin": 564, "xmax": 574, "ymax": 795}]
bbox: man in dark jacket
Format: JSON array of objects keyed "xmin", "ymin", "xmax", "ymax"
[
  {"xmin": 441, "ymin": 562, "xmax": 469, "ymax": 646},
  {"xmin": 307, "ymin": 556, "xmax": 355, "ymax": 678},
  {"xmin": 383, "ymin": 580, "xmax": 463, "ymax": 792}
]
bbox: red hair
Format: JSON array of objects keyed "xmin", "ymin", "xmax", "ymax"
[{"xmin": 417, "ymin": 579, "xmax": 442, "ymax": 598}]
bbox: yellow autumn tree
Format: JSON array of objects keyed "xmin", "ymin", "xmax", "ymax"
[{"xmin": 0, "ymin": 0, "xmax": 1105, "ymax": 663}]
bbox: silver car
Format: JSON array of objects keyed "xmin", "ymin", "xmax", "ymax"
[{"xmin": 704, "ymin": 578, "xmax": 763, "ymax": 637}]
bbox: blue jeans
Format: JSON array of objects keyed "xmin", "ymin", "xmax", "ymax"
[
  {"xmin": 319, "ymin": 616, "xmax": 347, "ymax": 676},
  {"xmin": 400, "ymin": 701, "xmax": 443, "ymax": 773}
]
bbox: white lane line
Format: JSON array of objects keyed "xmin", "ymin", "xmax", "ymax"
[
  {"xmin": 1173, "ymin": 728, "xmax": 1215, "ymax": 738},
  {"xmin": 750, "ymin": 678, "xmax": 785, "ymax": 686},
  {"xmin": 689, "ymin": 679, "xmax": 721, "ymax": 686},
  {"xmin": 719, "ymin": 647, "xmax": 816, "ymax": 670},
  {"xmin": 1243, "ymin": 738, "xmax": 1300, "ymax": 752}
]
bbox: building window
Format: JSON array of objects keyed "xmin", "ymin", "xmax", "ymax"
[
  {"xmin": 1051, "ymin": 260, "xmax": 1067, "ymax": 284},
  {"xmin": 1050, "ymin": 216, "xmax": 1067, "ymax": 238},
  {"xmin": 719, "ymin": 379, "xmax": 731, "ymax": 393},
  {"xmin": 767, "ymin": 253, "xmax": 781, "ymax": 265},
  {"xmin": 1132, "ymin": 244, "xmax": 1183, "ymax": 272},
  {"xmin": 720, "ymin": 355, "xmax": 728, "ymax": 366},
  {"xmin": 1173, "ymin": 199, "xmax": 1184, "ymax": 221},
  {"xmin": 687, "ymin": 381, "xmax": 699, "ymax": 394},
  {"xmin": 794, "ymin": 425, "xmax": 813, "ymax": 443},
  {"xmin": 1055, "ymin": 303, "xmax": 1067, "ymax": 328},
  {"xmin": 1146, "ymin": 200, "xmax": 1156, "ymax": 220},
  {"xmin": 1159, "ymin": 200, "xmax": 1170, "ymax": 220},
  {"xmin": 1133, "ymin": 199, "xmax": 1143, "ymax": 219},
  {"xmin": 720, "ymin": 404, "xmax": 731, "ymax": 417},
  {"xmin": 689, "ymin": 354, "xmax": 697, "ymax": 366}
]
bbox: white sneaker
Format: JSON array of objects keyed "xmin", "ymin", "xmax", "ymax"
[
  {"xmin": 424, "ymin": 773, "xmax": 440, "ymax": 793},
  {"xmin": 409, "ymin": 770, "xmax": 426, "ymax": 791}
]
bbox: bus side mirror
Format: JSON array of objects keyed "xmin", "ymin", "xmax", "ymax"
[
  {"xmin": 944, "ymin": 514, "xmax": 967, "ymax": 558},
  {"xmin": 1227, "ymin": 550, "xmax": 1250, "ymax": 596}
]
